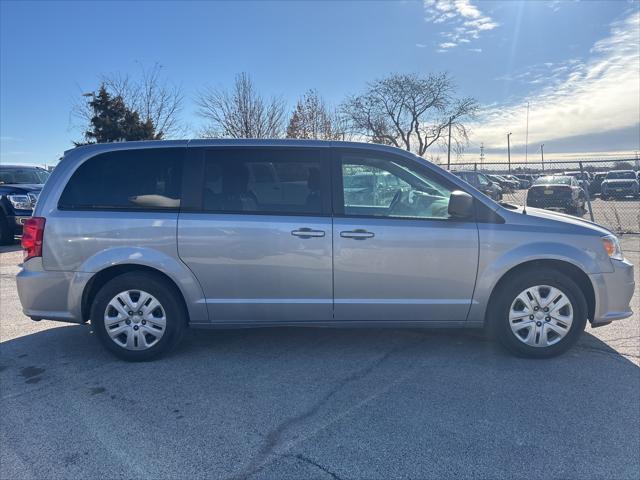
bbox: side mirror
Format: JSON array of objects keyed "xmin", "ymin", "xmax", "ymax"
[{"xmin": 448, "ymin": 190, "xmax": 474, "ymax": 219}]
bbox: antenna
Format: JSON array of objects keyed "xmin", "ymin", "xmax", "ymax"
[{"xmin": 480, "ymin": 142, "xmax": 485, "ymax": 169}]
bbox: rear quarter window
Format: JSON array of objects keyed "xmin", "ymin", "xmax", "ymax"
[{"xmin": 58, "ymin": 148, "xmax": 183, "ymax": 210}]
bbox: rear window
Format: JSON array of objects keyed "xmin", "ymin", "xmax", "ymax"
[
  {"xmin": 202, "ymin": 149, "xmax": 327, "ymax": 215},
  {"xmin": 58, "ymin": 148, "xmax": 183, "ymax": 210},
  {"xmin": 605, "ymin": 171, "xmax": 636, "ymax": 180},
  {"xmin": 534, "ymin": 176, "xmax": 571, "ymax": 185}
]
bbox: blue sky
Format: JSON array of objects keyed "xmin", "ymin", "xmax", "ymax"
[{"xmin": 1, "ymin": 0, "xmax": 638, "ymax": 165}]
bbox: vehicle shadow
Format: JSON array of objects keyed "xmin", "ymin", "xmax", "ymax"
[{"xmin": 1, "ymin": 324, "xmax": 638, "ymax": 479}]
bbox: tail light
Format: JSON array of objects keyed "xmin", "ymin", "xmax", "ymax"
[{"xmin": 21, "ymin": 217, "xmax": 46, "ymax": 261}]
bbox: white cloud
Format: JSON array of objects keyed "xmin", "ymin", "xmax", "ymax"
[
  {"xmin": 423, "ymin": 0, "xmax": 498, "ymax": 50},
  {"xmin": 547, "ymin": 0, "xmax": 563, "ymax": 13},
  {"xmin": 467, "ymin": 11, "xmax": 640, "ymax": 157},
  {"xmin": 416, "ymin": 43, "xmax": 428, "ymax": 48},
  {"xmin": 439, "ymin": 42, "xmax": 457, "ymax": 49}
]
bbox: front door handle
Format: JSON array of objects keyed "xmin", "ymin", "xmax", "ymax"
[
  {"xmin": 340, "ymin": 229, "xmax": 375, "ymax": 240},
  {"xmin": 291, "ymin": 228, "xmax": 325, "ymax": 238}
]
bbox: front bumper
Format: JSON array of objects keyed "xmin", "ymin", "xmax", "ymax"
[{"xmin": 589, "ymin": 258, "xmax": 635, "ymax": 324}]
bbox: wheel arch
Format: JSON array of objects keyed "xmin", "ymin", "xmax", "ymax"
[
  {"xmin": 81, "ymin": 264, "xmax": 191, "ymax": 324},
  {"xmin": 485, "ymin": 259, "xmax": 596, "ymax": 325}
]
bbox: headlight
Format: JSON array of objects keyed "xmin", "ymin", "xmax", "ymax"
[
  {"xmin": 7, "ymin": 194, "xmax": 32, "ymax": 210},
  {"xmin": 602, "ymin": 234, "xmax": 623, "ymax": 261}
]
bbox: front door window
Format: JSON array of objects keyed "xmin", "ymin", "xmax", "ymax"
[{"xmin": 341, "ymin": 155, "xmax": 454, "ymax": 220}]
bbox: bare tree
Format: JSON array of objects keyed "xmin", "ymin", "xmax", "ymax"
[
  {"xmin": 340, "ymin": 73, "xmax": 478, "ymax": 156},
  {"xmin": 196, "ymin": 73, "xmax": 286, "ymax": 138},
  {"xmin": 72, "ymin": 63, "xmax": 184, "ymax": 140},
  {"xmin": 286, "ymin": 89, "xmax": 340, "ymax": 140}
]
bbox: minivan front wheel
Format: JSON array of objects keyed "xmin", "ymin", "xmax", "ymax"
[
  {"xmin": 490, "ymin": 269, "xmax": 587, "ymax": 358},
  {"xmin": 91, "ymin": 272, "xmax": 185, "ymax": 361}
]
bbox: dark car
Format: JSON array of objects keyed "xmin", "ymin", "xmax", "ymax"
[
  {"xmin": 502, "ymin": 174, "xmax": 526, "ymax": 189},
  {"xmin": 514, "ymin": 174, "xmax": 536, "ymax": 189},
  {"xmin": 452, "ymin": 170, "xmax": 502, "ymax": 200},
  {"xmin": 563, "ymin": 171, "xmax": 591, "ymax": 192},
  {"xmin": 600, "ymin": 170, "xmax": 639, "ymax": 199},
  {"xmin": 526, "ymin": 175, "xmax": 585, "ymax": 215},
  {"xmin": 486, "ymin": 174, "xmax": 517, "ymax": 193},
  {"xmin": 589, "ymin": 172, "xmax": 607, "ymax": 195},
  {"xmin": 0, "ymin": 165, "xmax": 50, "ymax": 244}
]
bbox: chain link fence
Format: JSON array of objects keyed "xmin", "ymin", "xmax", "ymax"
[{"xmin": 440, "ymin": 158, "xmax": 640, "ymax": 234}]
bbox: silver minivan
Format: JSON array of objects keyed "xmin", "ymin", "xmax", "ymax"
[{"xmin": 17, "ymin": 140, "xmax": 635, "ymax": 361}]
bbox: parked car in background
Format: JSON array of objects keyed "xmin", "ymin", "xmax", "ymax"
[
  {"xmin": 452, "ymin": 170, "xmax": 503, "ymax": 200},
  {"xmin": 486, "ymin": 174, "xmax": 517, "ymax": 193},
  {"xmin": 526, "ymin": 175, "xmax": 586, "ymax": 214},
  {"xmin": 563, "ymin": 171, "xmax": 591, "ymax": 192},
  {"xmin": 589, "ymin": 172, "xmax": 607, "ymax": 195},
  {"xmin": 600, "ymin": 170, "xmax": 640, "ymax": 199},
  {"xmin": 0, "ymin": 165, "xmax": 50, "ymax": 244},
  {"xmin": 502, "ymin": 174, "xmax": 525, "ymax": 189},
  {"xmin": 16, "ymin": 140, "xmax": 634, "ymax": 361},
  {"xmin": 514, "ymin": 174, "xmax": 536, "ymax": 189},
  {"xmin": 343, "ymin": 170, "xmax": 410, "ymax": 207}
]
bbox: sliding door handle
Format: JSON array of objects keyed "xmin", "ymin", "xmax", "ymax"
[
  {"xmin": 291, "ymin": 228, "xmax": 325, "ymax": 238},
  {"xmin": 340, "ymin": 230, "xmax": 375, "ymax": 240}
]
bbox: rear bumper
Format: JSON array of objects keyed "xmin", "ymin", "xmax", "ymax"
[
  {"xmin": 527, "ymin": 198, "xmax": 575, "ymax": 209},
  {"xmin": 16, "ymin": 258, "xmax": 90, "ymax": 323},
  {"xmin": 601, "ymin": 185, "xmax": 639, "ymax": 196},
  {"xmin": 589, "ymin": 258, "xmax": 635, "ymax": 324}
]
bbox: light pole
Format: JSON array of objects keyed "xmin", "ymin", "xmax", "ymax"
[
  {"xmin": 446, "ymin": 116, "xmax": 453, "ymax": 170},
  {"xmin": 540, "ymin": 144, "xmax": 545, "ymax": 171},
  {"xmin": 507, "ymin": 132, "xmax": 512, "ymax": 172}
]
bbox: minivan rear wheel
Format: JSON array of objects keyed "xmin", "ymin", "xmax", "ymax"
[
  {"xmin": 91, "ymin": 272, "xmax": 185, "ymax": 361},
  {"xmin": 490, "ymin": 269, "xmax": 587, "ymax": 358}
]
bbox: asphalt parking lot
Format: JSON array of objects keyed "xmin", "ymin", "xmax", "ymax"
[{"xmin": 1, "ymin": 240, "xmax": 639, "ymax": 480}]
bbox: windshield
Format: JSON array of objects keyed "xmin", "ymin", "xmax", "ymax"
[
  {"xmin": 0, "ymin": 167, "xmax": 50, "ymax": 184},
  {"xmin": 605, "ymin": 171, "xmax": 636, "ymax": 180},
  {"xmin": 534, "ymin": 176, "xmax": 571, "ymax": 185}
]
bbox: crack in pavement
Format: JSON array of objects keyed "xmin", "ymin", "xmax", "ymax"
[
  {"xmin": 284, "ymin": 453, "xmax": 344, "ymax": 480},
  {"xmin": 229, "ymin": 339, "xmax": 419, "ymax": 480}
]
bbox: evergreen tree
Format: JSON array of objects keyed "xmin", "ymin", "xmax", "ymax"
[{"xmin": 76, "ymin": 85, "xmax": 156, "ymax": 145}]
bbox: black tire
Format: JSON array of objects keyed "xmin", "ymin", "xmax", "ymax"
[
  {"xmin": 568, "ymin": 203, "xmax": 583, "ymax": 216},
  {"xmin": 0, "ymin": 213, "xmax": 13, "ymax": 245},
  {"xmin": 489, "ymin": 268, "xmax": 588, "ymax": 358},
  {"xmin": 91, "ymin": 271, "xmax": 186, "ymax": 361}
]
